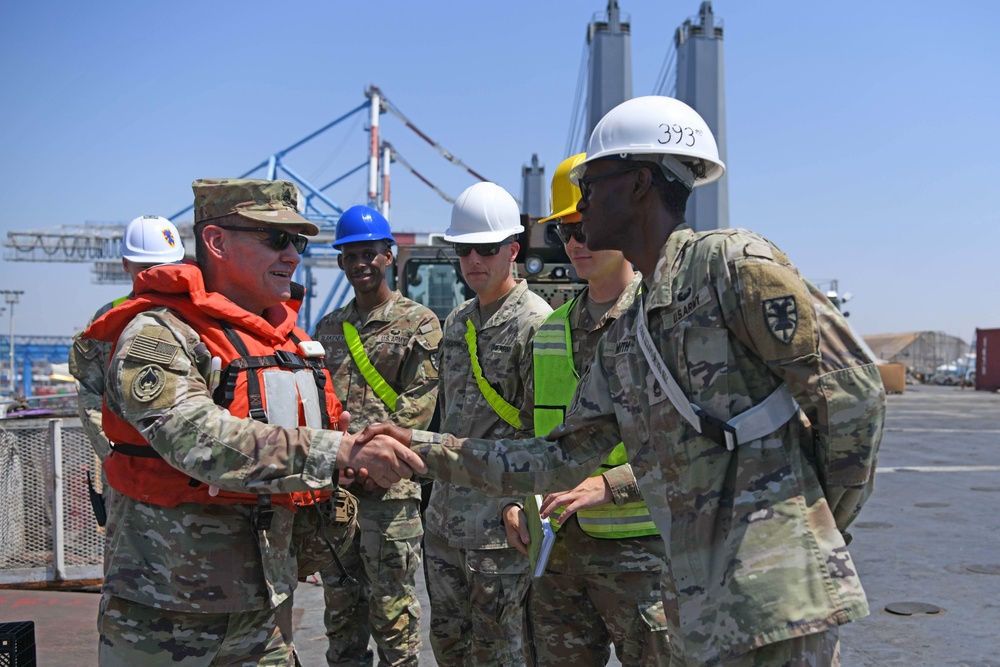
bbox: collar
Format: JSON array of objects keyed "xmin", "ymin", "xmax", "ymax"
[
  {"xmin": 472, "ymin": 280, "xmax": 529, "ymax": 329},
  {"xmin": 570, "ymin": 272, "xmax": 643, "ymax": 332},
  {"xmin": 345, "ymin": 290, "xmax": 401, "ymax": 327},
  {"xmin": 642, "ymin": 224, "xmax": 695, "ymax": 313}
]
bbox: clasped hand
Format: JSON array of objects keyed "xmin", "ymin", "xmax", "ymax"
[{"xmin": 335, "ymin": 421, "xmax": 423, "ymax": 489}]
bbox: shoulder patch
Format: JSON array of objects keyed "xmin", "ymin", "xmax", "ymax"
[
  {"xmin": 125, "ymin": 326, "xmax": 180, "ymax": 365},
  {"xmin": 736, "ymin": 260, "xmax": 816, "ymax": 361},
  {"xmin": 762, "ymin": 296, "xmax": 798, "ymax": 343},
  {"xmin": 131, "ymin": 364, "xmax": 167, "ymax": 403},
  {"xmin": 72, "ymin": 335, "xmax": 100, "ymax": 360}
]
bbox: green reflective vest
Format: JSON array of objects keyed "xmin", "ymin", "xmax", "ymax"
[
  {"xmin": 343, "ymin": 321, "xmax": 398, "ymax": 410},
  {"xmin": 532, "ymin": 298, "xmax": 657, "ymax": 539}
]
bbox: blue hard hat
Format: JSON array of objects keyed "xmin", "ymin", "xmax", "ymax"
[{"xmin": 334, "ymin": 205, "xmax": 396, "ymax": 248}]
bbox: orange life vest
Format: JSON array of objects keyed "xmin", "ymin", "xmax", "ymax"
[{"xmin": 85, "ymin": 261, "xmax": 341, "ymax": 510}]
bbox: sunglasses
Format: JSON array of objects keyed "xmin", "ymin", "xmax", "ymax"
[
  {"xmin": 453, "ymin": 238, "xmax": 514, "ymax": 258},
  {"xmin": 554, "ymin": 222, "xmax": 586, "ymax": 245},
  {"xmin": 217, "ymin": 225, "xmax": 309, "ymax": 253},
  {"xmin": 578, "ymin": 166, "xmax": 642, "ymax": 204}
]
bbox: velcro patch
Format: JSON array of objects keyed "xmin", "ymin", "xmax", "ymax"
[
  {"xmin": 126, "ymin": 330, "xmax": 180, "ymax": 365},
  {"xmin": 73, "ymin": 336, "xmax": 100, "ymax": 360},
  {"xmin": 737, "ymin": 260, "xmax": 816, "ymax": 361}
]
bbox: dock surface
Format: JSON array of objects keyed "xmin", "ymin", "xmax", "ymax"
[{"xmin": 2, "ymin": 384, "xmax": 997, "ymax": 665}]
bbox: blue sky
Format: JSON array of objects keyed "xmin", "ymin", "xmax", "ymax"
[{"xmin": 2, "ymin": 0, "xmax": 998, "ymax": 344}]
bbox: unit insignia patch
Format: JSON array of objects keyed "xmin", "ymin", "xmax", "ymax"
[
  {"xmin": 763, "ymin": 296, "xmax": 798, "ymax": 344},
  {"xmin": 131, "ymin": 364, "xmax": 167, "ymax": 403}
]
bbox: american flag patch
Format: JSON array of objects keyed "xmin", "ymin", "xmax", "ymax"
[{"xmin": 126, "ymin": 334, "xmax": 180, "ymax": 365}]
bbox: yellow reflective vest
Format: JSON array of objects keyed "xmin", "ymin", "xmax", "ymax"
[
  {"xmin": 464, "ymin": 319, "xmax": 520, "ymax": 428},
  {"xmin": 342, "ymin": 321, "xmax": 398, "ymax": 410},
  {"xmin": 532, "ymin": 298, "xmax": 657, "ymax": 539}
]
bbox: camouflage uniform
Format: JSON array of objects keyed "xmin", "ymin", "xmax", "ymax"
[
  {"xmin": 91, "ymin": 264, "xmax": 349, "ymax": 666},
  {"xmin": 69, "ymin": 299, "xmax": 122, "ymax": 463},
  {"xmin": 409, "ymin": 226, "xmax": 886, "ymax": 666},
  {"xmin": 515, "ymin": 276, "xmax": 670, "ymax": 666},
  {"xmin": 426, "ymin": 280, "xmax": 551, "ymax": 666},
  {"xmin": 314, "ymin": 290, "xmax": 441, "ymax": 667}
]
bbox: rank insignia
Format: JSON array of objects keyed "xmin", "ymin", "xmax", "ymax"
[
  {"xmin": 763, "ymin": 296, "xmax": 798, "ymax": 344},
  {"xmin": 132, "ymin": 364, "xmax": 167, "ymax": 403}
]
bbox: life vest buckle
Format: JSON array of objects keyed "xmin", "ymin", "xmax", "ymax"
[{"xmin": 274, "ymin": 349, "xmax": 306, "ymax": 369}]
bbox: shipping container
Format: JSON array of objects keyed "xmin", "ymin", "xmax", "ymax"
[{"xmin": 975, "ymin": 328, "xmax": 1000, "ymax": 391}]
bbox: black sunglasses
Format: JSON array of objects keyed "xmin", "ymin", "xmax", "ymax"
[
  {"xmin": 578, "ymin": 166, "xmax": 642, "ymax": 204},
  {"xmin": 217, "ymin": 225, "xmax": 309, "ymax": 253},
  {"xmin": 554, "ymin": 222, "xmax": 586, "ymax": 245},
  {"xmin": 453, "ymin": 238, "xmax": 514, "ymax": 258}
]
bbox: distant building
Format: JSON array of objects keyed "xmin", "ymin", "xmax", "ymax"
[{"xmin": 863, "ymin": 331, "xmax": 970, "ymax": 378}]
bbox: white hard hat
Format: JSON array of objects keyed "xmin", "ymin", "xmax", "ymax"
[
  {"xmin": 443, "ymin": 182, "xmax": 524, "ymax": 244},
  {"xmin": 121, "ymin": 216, "xmax": 185, "ymax": 264},
  {"xmin": 569, "ymin": 96, "xmax": 726, "ymax": 190}
]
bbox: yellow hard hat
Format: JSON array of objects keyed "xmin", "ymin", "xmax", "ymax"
[{"xmin": 538, "ymin": 153, "xmax": 586, "ymax": 224}]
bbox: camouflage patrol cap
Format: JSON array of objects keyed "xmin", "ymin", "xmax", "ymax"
[{"xmin": 192, "ymin": 178, "xmax": 320, "ymax": 235}]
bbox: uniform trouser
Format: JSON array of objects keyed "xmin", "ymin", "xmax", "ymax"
[
  {"xmin": 527, "ymin": 568, "xmax": 670, "ymax": 666},
  {"xmin": 423, "ymin": 530, "xmax": 531, "ymax": 667},
  {"xmin": 98, "ymin": 594, "xmax": 295, "ymax": 666},
  {"xmin": 714, "ymin": 627, "xmax": 840, "ymax": 667},
  {"xmin": 322, "ymin": 497, "xmax": 423, "ymax": 667}
]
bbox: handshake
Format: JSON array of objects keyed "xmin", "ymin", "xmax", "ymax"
[{"xmin": 334, "ymin": 421, "xmax": 427, "ymax": 489}]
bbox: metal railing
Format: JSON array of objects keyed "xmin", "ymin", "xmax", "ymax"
[{"xmin": 0, "ymin": 417, "xmax": 103, "ymax": 585}]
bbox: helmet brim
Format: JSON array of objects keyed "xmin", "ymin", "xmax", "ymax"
[
  {"xmin": 441, "ymin": 226, "xmax": 524, "ymax": 244},
  {"xmin": 332, "ymin": 234, "xmax": 396, "ymax": 249},
  {"xmin": 538, "ymin": 203, "xmax": 580, "ymax": 224}
]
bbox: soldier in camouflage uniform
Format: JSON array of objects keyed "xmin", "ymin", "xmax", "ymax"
[
  {"xmin": 426, "ymin": 182, "xmax": 551, "ymax": 666},
  {"xmin": 69, "ymin": 215, "xmax": 186, "ymax": 468},
  {"xmin": 313, "ymin": 205, "xmax": 441, "ymax": 667},
  {"xmin": 501, "ymin": 154, "xmax": 670, "ymax": 666},
  {"xmin": 84, "ymin": 179, "xmax": 422, "ymax": 666},
  {"xmin": 361, "ymin": 98, "xmax": 886, "ymax": 666}
]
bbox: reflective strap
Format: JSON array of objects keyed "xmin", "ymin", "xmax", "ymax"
[
  {"xmin": 343, "ymin": 321, "xmax": 398, "ymax": 411},
  {"xmin": 576, "ymin": 502, "xmax": 659, "ymax": 539},
  {"xmin": 635, "ymin": 294, "xmax": 799, "ymax": 450},
  {"xmin": 294, "ymin": 369, "xmax": 323, "ymax": 429},
  {"xmin": 112, "ymin": 294, "xmax": 130, "ymax": 307},
  {"xmin": 262, "ymin": 369, "xmax": 298, "ymax": 428},
  {"xmin": 464, "ymin": 319, "xmax": 520, "ymax": 428},
  {"xmin": 635, "ymin": 294, "xmax": 702, "ymax": 430},
  {"xmin": 728, "ymin": 384, "xmax": 799, "ymax": 444}
]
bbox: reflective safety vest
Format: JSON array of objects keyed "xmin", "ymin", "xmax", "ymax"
[
  {"xmin": 464, "ymin": 319, "xmax": 520, "ymax": 428},
  {"xmin": 532, "ymin": 298, "xmax": 657, "ymax": 539},
  {"xmin": 343, "ymin": 321, "xmax": 397, "ymax": 410},
  {"xmin": 87, "ymin": 262, "xmax": 341, "ymax": 511}
]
